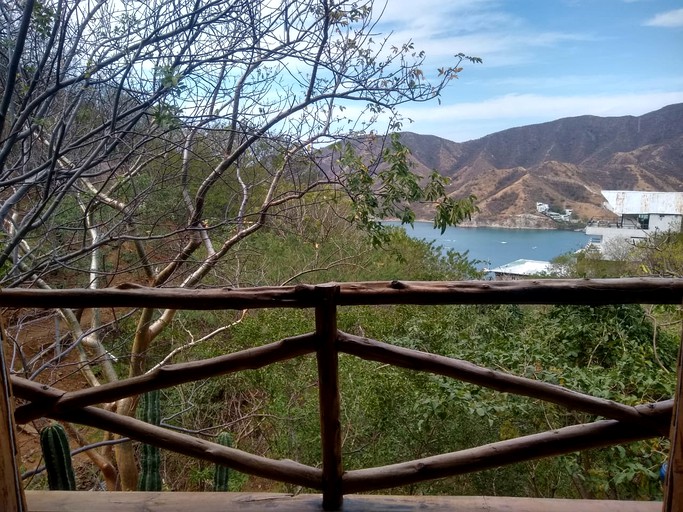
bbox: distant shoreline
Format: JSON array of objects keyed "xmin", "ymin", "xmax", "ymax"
[{"xmin": 387, "ymin": 216, "xmax": 584, "ymax": 231}]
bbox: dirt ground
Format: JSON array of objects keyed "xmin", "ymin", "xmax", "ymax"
[
  {"xmin": 4, "ymin": 308, "xmax": 109, "ymax": 490},
  {"xmin": 4, "ymin": 306, "xmax": 277, "ymax": 493}
]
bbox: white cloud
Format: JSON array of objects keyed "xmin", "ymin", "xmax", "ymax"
[
  {"xmin": 644, "ymin": 8, "xmax": 683, "ymax": 27},
  {"xmin": 482, "ymin": 74, "xmax": 683, "ymax": 93},
  {"xmin": 380, "ymin": 28, "xmax": 595, "ymax": 74},
  {"xmin": 398, "ymin": 91, "xmax": 683, "ymax": 141},
  {"xmin": 377, "ymin": 0, "xmax": 505, "ymax": 30},
  {"xmin": 332, "ymin": 1, "xmax": 683, "ymax": 142},
  {"xmin": 374, "ymin": 1, "xmax": 595, "ymax": 70}
]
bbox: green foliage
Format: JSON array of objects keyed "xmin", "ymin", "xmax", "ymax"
[
  {"xmin": 634, "ymin": 231, "xmax": 683, "ymax": 277},
  {"xmin": 138, "ymin": 390, "xmax": 162, "ymax": 491},
  {"xmin": 79, "ymin": 200, "xmax": 675, "ymax": 501},
  {"xmin": 150, "ymin": 103, "xmax": 182, "ymax": 129},
  {"xmin": 209, "ymin": 203, "xmax": 483, "ymax": 287},
  {"xmin": 214, "ymin": 296, "xmax": 672, "ymax": 498},
  {"xmin": 339, "ymin": 133, "xmax": 478, "ymax": 246},
  {"xmin": 39, "ymin": 424, "xmax": 76, "ymax": 491},
  {"xmin": 433, "ymin": 194, "xmax": 479, "ymax": 234},
  {"xmin": 96, "ymin": 180, "xmax": 675, "ymax": 498},
  {"xmin": 547, "ymin": 305, "xmax": 657, "ymax": 368},
  {"xmin": 136, "ymin": 206, "xmax": 675, "ymax": 498},
  {"xmin": 149, "ymin": 293, "xmax": 672, "ymax": 498},
  {"xmin": 31, "ymin": 1, "xmax": 55, "ymax": 38},
  {"xmin": 554, "ymin": 230, "xmax": 683, "ymax": 279},
  {"xmin": 552, "ymin": 247, "xmax": 637, "ymax": 278},
  {"xmin": 213, "ymin": 432, "xmax": 233, "ymax": 491},
  {"xmin": 154, "ymin": 65, "xmax": 185, "ymax": 96}
]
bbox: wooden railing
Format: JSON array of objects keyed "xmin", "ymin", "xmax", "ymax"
[{"xmin": 1, "ymin": 278, "xmax": 683, "ymax": 511}]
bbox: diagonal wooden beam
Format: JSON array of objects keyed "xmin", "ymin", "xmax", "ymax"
[
  {"xmin": 48, "ymin": 399, "xmax": 323, "ymax": 490},
  {"xmin": 12, "ymin": 333, "xmax": 317, "ymax": 424},
  {"xmin": 338, "ymin": 331, "xmax": 670, "ymax": 434},
  {"xmin": 342, "ymin": 401, "xmax": 672, "ymax": 494}
]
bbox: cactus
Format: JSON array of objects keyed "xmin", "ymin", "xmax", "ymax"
[
  {"xmin": 140, "ymin": 389, "xmax": 161, "ymax": 427},
  {"xmin": 138, "ymin": 390, "xmax": 162, "ymax": 491},
  {"xmin": 213, "ymin": 431, "xmax": 232, "ymax": 491},
  {"xmin": 39, "ymin": 423, "xmax": 76, "ymax": 491}
]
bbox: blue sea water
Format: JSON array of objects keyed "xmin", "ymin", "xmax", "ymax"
[{"xmin": 384, "ymin": 221, "xmax": 590, "ymax": 269}]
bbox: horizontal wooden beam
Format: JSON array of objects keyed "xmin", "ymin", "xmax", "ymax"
[
  {"xmin": 338, "ymin": 332, "xmax": 671, "ymax": 434},
  {"xmin": 24, "ymin": 492, "xmax": 663, "ymax": 512},
  {"xmin": 0, "ymin": 278, "xmax": 682, "ymax": 310},
  {"xmin": 337, "ymin": 278, "xmax": 683, "ymax": 306}
]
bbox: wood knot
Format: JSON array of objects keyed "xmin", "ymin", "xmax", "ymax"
[
  {"xmin": 294, "ymin": 284, "xmax": 315, "ymax": 293},
  {"xmin": 390, "ymin": 280, "xmax": 407, "ymax": 289},
  {"xmin": 115, "ymin": 282, "xmax": 143, "ymax": 290}
]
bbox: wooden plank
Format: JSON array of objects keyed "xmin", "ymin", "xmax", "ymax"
[
  {"xmin": 0, "ymin": 278, "xmax": 681, "ymax": 310},
  {"xmin": 314, "ymin": 285, "xmax": 343, "ymax": 510},
  {"xmin": 336, "ymin": 279, "xmax": 683, "ymax": 306},
  {"xmin": 24, "ymin": 492, "xmax": 663, "ymax": 512},
  {"xmin": 1, "ymin": 320, "xmax": 26, "ymax": 511},
  {"xmin": 663, "ymin": 323, "xmax": 683, "ymax": 512}
]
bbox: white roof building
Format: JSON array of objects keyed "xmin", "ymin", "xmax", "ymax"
[
  {"xmin": 600, "ymin": 190, "xmax": 683, "ymax": 216},
  {"xmin": 488, "ymin": 259, "xmax": 553, "ymax": 280},
  {"xmin": 585, "ymin": 190, "xmax": 683, "ymax": 257}
]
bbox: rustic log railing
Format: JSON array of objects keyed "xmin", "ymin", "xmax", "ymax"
[{"xmin": 1, "ymin": 278, "xmax": 682, "ymax": 511}]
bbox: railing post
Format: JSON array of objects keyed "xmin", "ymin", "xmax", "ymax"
[
  {"xmin": 314, "ymin": 284, "xmax": 343, "ymax": 511},
  {"xmin": 1, "ymin": 323, "xmax": 27, "ymax": 511},
  {"xmin": 664, "ymin": 320, "xmax": 683, "ymax": 512}
]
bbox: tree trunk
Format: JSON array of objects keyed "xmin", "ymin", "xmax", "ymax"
[{"xmin": 114, "ymin": 397, "xmax": 139, "ymax": 491}]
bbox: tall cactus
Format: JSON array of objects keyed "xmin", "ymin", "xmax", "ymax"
[
  {"xmin": 213, "ymin": 431, "xmax": 232, "ymax": 491},
  {"xmin": 138, "ymin": 390, "xmax": 162, "ymax": 491},
  {"xmin": 39, "ymin": 423, "xmax": 76, "ymax": 490}
]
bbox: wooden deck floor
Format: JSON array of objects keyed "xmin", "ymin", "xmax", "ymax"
[{"xmin": 25, "ymin": 492, "xmax": 663, "ymax": 512}]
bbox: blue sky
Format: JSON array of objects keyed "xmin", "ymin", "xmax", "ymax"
[{"xmin": 374, "ymin": 0, "xmax": 683, "ymax": 142}]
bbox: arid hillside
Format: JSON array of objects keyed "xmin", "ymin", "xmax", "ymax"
[{"xmin": 397, "ymin": 103, "xmax": 683, "ymax": 225}]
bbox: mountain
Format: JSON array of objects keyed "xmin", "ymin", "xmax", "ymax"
[{"xmin": 397, "ymin": 103, "xmax": 683, "ymax": 227}]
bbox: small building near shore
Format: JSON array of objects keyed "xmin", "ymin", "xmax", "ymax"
[
  {"xmin": 585, "ymin": 190, "xmax": 683, "ymax": 256},
  {"xmin": 488, "ymin": 259, "xmax": 553, "ymax": 280}
]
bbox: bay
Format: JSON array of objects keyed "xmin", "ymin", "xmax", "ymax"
[{"xmin": 384, "ymin": 221, "xmax": 590, "ymax": 269}]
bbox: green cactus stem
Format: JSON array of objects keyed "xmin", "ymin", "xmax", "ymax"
[
  {"xmin": 140, "ymin": 389, "xmax": 161, "ymax": 427},
  {"xmin": 138, "ymin": 390, "xmax": 162, "ymax": 491},
  {"xmin": 39, "ymin": 423, "xmax": 76, "ymax": 491},
  {"xmin": 213, "ymin": 431, "xmax": 232, "ymax": 491}
]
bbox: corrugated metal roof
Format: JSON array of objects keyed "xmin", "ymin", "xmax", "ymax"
[
  {"xmin": 602, "ymin": 191, "xmax": 683, "ymax": 215},
  {"xmin": 489, "ymin": 259, "xmax": 552, "ymax": 276}
]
